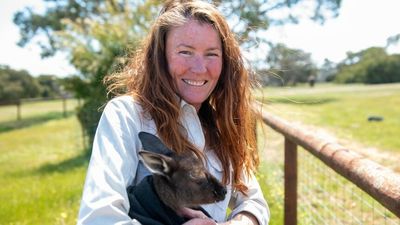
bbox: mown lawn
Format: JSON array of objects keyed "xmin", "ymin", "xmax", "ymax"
[
  {"xmin": 0, "ymin": 98, "xmax": 80, "ymax": 123},
  {"xmin": 0, "ymin": 114, "xmax": 87, "ymax": 225},
  {"xmin": 257, "ymin": 83, "xmax": 400, "ymax": 153}
]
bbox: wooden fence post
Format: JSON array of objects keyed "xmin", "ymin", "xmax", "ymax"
[
  {"xmin": 16, "ymin": 100, "xmax": 21, "ymax": 121},
  {"xmin": 62, "ymin": 97, "xmax": 67, "ymax": 117},
  {"xmin": 284, "ymin": 138, "xmax": 297, "ymax": 225}
]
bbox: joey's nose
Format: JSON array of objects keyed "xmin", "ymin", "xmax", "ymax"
[
  {"xmin": 214, "ymin": 185, "xmax": 227, "ymax": 198},
  {"xmin": 219, "ymin": 186, "xmax": 227, "ymax": 196}
]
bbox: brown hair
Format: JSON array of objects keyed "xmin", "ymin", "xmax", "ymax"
[{"xmin": 105, "ymin": 0, "xmax": 259, "ymax": 193}]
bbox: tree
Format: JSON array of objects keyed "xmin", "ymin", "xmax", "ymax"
[
  {"xmin": 265, "ymin": 43, "xmax": 317, "ymax": 86},
  {"xmin": 14, "ymin": 0, "xmax": 341, "ymax": 145},
  {"xmin": 334, "ymin": 47, "xmax": 400, "ymax": 84},
  {"xmin": 37, "ymin": 75, "xmax": 64, "ymax": 97},
  {"xmin": 318, "ymin": 59, "xmax": 337, "ymax": 82},
  {"xmin": 364, "ymin": 54, "xmax": 400, "ymax": 84},
  {"xmin": 0, "ymin": 65, "xmax": 41, "ymax": 102},
  {"xmin": 335, "ymin": 47, "xmax": 387, "ymax": 83}
]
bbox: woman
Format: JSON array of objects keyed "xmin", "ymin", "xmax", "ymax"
[{"xmin": 78, "ymin": 0, "xmax": 269, "ymax": 224}]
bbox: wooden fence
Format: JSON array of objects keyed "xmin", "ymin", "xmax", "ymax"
[
  {"xmin": 255, "ymin": 103, "xmax": 400, "ymax": 224},
  {"xmin": 0, "ymin": 97, "xmax": 77, "ymax": 121}
]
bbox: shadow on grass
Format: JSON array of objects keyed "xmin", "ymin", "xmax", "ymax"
[
  {"xmin": 7, "ymin": 148, "xmax": 90, "ymax": 179},
  {"xmin": 35, "ymin": 149, "xmax": 91, "ymax": 175},
  {"xmin": 0, "ymin": 111, "xmax": 76, "ymax": 133},
  {"xmin": 261, "ymin": 97, "xmax": 337, "ymax": 105}
]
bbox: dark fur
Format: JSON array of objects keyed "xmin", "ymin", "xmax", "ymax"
[{"xmin": 138, "ymin": 132, "xmax": 227, "ymax": 211}]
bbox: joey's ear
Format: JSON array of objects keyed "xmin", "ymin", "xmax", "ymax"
[
  {"xmin": 138, "ymin": 150, "xmax": 174, "ymax": 176},
  {"xmin": 138, "ymin": 132, "xmax": 173, "ymax": 156}
]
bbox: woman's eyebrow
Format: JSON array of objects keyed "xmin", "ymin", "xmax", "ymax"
[
  {"xmin": 177, "ymin": 44, "xmax": 221, "ymax": 51},
  {"xmin": 176, "ymin": 44, "xmax": 195, "ymax": 49}
]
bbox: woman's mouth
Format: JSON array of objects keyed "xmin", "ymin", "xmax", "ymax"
[{"xmin": 182, "ymin": 79, "xmax": 207, "ymax": 87}]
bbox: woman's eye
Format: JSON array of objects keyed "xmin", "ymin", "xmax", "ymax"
[
  {"xmin": 179, "ymin": 50, "xmax": 192, "ymax": 55},
  {"xmin": 206, "ymin": 52, "xmax": 219, "ymax": 57}
]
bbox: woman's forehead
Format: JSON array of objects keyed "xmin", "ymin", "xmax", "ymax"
[{"xmin": 166, "ymin": 19, "xmax": 221, "ymax": 49}]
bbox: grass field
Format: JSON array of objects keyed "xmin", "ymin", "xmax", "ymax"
[
  {"xmin": 0, "ymin": 98, "xmax": 80, "ymax": 123},
  {"xmin": 0, "ymin": 100, "xmax": 86, "ymax": 225},
  {"xmin": 258, "ymin": 83, "xmax": 400, "ymax": 152},
  {"xmin": 256, "ymin": 83, "xmax": 400, "ymax": 170},
  {"xmin": 0, "ymin": 84, "xmax": 399, "ymax": 224}
]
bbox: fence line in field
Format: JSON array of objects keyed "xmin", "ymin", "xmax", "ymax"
[
  {"xmin": 256, "ymin": 102, "xmax": 400, "ymax": 225},
  {"xmin": 0, "ymin": 97, "xmax": 79, "ymax": 121}
]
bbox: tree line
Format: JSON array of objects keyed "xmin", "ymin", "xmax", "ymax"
[
  {"xmin": 12, "ymin": 0, "xmax": 398, "ymax": 146},
  {"xmin": 258, "ymin": 44, "xmax": 400, "ymax": 86},
  {"xmin": 0, "ymin": 65, "xmax": 71, "ymax": 103}
]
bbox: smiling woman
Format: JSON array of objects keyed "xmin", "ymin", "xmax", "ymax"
[
  {"xmin": 79, "ymin": 1, "xmax": 269, "ymax": 225},
  {"xmin": 166, "ymin": 19, "xmax": 222, "ymax": 111}
]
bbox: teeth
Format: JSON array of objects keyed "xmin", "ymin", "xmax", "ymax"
[{"xmin": 183, "ymin": 79, "xmax": 206, "ymax": 86}]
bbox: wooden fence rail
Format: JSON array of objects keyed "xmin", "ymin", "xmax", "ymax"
[
  {"xmin": 0, "ymin": 97, "xmax": 76, "ymax": 121},
  {"xmin": 255, "ymin": 103, "xmax": 400, "ymax": 225}
]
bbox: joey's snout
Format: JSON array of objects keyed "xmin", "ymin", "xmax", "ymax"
[
  {"xmin": 213, "ymin": 185, "xmax": 227, "ymax": 201},
  {"xmin": 206, "ymin": 174, "xmax": 227, "ymax": 201}
]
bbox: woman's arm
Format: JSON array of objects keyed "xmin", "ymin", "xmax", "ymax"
[
  {"xmin": 78, "ymin": 97, "xmax": 142, "ymax": 225},
  {"xmin": 228, "ymin": 171, "xmax": 270, "ymax": 225}
]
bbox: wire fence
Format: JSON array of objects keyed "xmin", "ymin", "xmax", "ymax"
[
  {"xmin": 298, "ymin": 148, "xmax": 399, "ymax": 225},
  {"xmin": 258, "ymin": 106, "xmax": 400, "ymax": 225}
]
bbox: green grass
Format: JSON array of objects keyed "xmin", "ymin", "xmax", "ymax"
[
  {"xmin": 256, "ymin": 83, "xmax": 400, "ymax": 153},
  {"xmin": 0, "ymin": 98, "xmax": 80, "ymax": 123},
  {"xmin": 0, "ymin": 115, "xmax": 87, "ymax": 225}
]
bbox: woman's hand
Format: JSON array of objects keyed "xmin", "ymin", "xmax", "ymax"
[
  {"xmin": 183, "ymin": 218, "xmax": 217, "ymax": 225},
  {"xmin": 178, "ymin": 208, "xmax": 258, "ymax": 225},
  {"xmin": 178, "ymin": 208, "xmax": 217, "ymax": 225}
]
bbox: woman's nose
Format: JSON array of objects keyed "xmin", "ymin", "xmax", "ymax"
[{"xmin": 190, "ymin": 56, "xmax": 207, "ymax": 74}]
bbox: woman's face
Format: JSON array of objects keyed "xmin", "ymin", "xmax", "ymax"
[{"xmin": 166, "ymin": 19, "xmax": 222, "ymax": 111}]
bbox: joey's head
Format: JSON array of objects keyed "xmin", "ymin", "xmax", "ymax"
[{"xmin": 138, "ymin": 132, "xmax": 227, "ymax": 209}]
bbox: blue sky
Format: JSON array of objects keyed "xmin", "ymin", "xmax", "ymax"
[{"xmin": 1, "ymin": 0, "xmax": 399, "ymax": 77}]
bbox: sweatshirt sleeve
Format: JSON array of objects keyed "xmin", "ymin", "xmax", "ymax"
[{"xmin": 78, "ymin": 97, "xmax": 143, "ymax": 225}]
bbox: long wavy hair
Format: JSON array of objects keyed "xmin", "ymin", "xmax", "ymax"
[{"xmin": 105, "ymin": 0, "xmax": 259, "ymax": 194}]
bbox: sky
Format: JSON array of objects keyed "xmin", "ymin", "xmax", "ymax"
[{"xmin": 0, "ymin": 0, "xmax": 400, "ymax": 77}]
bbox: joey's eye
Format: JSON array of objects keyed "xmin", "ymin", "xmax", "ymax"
[{"xmin": 188, "ymin": 171, "xmax": 197, "ymax": 179}]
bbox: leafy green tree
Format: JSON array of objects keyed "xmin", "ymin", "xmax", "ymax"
[
  {"xmin": 335, "ymin": 47, "xmax": 387, "ymax": 83},
  {"xmin": 266, "ymin": 43, "xmax": 317, "ymax": 86},
  {"xmin": 0, "ymin": 65, "xmax": 41, "ymax": 102},
  {"xmin": 318, "ymin": 58, "xmax": 337, "ymax": 82},
  {"xmin": 14, "ymin": 0, "xmax": 341, "ymax": 146},
  {"xmin": 335, "ymin": 47, "xmax": 400, "ymax": 84},
  {"xmin": 37, "ymin": 75, "xmax": 63, "ymax": 97},
  {"xmin": 14, "ymin": 0, "xmax": 162, "ymax": 144},
  {"xmin": 365, "ymin": 54, "xmax": 400, "ymax": 84}
]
